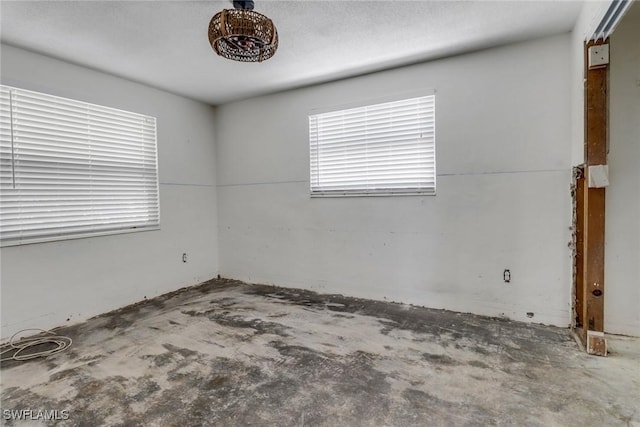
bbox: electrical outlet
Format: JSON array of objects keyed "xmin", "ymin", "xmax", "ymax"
[
  {"xmin": 588, "ymin": 44, "xmax": 609, "ymax": 69},
  {"xmin": 503, "ymin": 269, "xmax": 511, "ymax": 283}
]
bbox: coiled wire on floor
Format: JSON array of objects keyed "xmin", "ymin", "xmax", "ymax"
[{"xmin": 0, "ymin": 329, "xmax": 72, "ymax": 362}]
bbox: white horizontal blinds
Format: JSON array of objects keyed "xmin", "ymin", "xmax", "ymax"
[
  {"xmin": 0, "ymin": 86, "xmax": 13, "ymax": 190},
  {"xmin": 0, "ymin": 85, "xmax": 159, "ymax": 244},
  {"xmin": 310, "ymin": 95, "xmax": 435, "ymax": 195}
]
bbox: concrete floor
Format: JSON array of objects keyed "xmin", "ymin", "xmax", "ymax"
[{"xmin": 1, "ymin": 278, "xmax": 639, "ymax": 427}]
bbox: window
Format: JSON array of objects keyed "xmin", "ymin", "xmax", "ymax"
[
  {"xmin": 0, "ymin": 85, "xmax": 159, "ymax": 246},
  {"xmin": 309, "ymin": 94, "xmax": 435, "ymax": 196}
]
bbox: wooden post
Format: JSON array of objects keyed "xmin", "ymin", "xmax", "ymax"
[
  {"xmin": 580, "ymin": 40, "xmax": 608, "ymax": 356},
  {"xmin": 574, "ymin": 167, "xmax": 585, "ymax": 330}
]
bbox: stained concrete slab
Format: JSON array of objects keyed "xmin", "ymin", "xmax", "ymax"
[{"xmin": 1, "ymin": 278, "xmax": 639, "ymax": 426}]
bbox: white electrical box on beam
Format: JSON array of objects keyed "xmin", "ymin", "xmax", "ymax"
[
  {"xmin": 588, "ymin": 165, "xmax": 610, "ymax": 188},
  {"xmin": 588, "ymin": 44, "xmax": 609, "ymax": 69}
]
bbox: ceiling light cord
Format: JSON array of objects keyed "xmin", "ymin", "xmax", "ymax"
[
  {"xmin": 0, "ymin": 329, "xmax": 72, "ymax": 362},
  {"xmin": 233, "ymin": 1, "xmax": 254, "ymax": 10}
]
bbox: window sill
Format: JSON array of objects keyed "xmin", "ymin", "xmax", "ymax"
[
  {"xmin": 310, "ymin": 191, "xmax": 436, "ymax": 198},
  {"xmin": 0, "ymin": 226, "xmax": 160, "ymax": 248}
]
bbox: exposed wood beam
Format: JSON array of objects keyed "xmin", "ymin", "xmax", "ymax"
[
  {"xmin": 573, "ymin": 167, "xmax": 585, "ymax": 331},
  {"xmin": 579, "ymin": 40, "xmax": 608, "ymax": 356}
]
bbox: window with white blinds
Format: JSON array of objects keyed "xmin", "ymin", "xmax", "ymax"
[
  {"xmin": 309, "ymin": 95, "xmax": 436, "ymax": 196},
  {"xmin": 0, "ymin": 85, "xmax": 159, "ymax": 246}
]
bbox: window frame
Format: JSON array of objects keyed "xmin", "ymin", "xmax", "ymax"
[
  {"xmin": 0, "ymin": 85, "xmax": 160, "ymax": 247},
  {"xmin": 308, "ymin": 91, "xmax": 436, "ymax": 198}
]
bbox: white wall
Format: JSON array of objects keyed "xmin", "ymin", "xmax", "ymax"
[
  {"xmin": 0, "ymin": 45, "xmax": 219, "ymax": 337},
  {"xmin": 216, "ymin": 34, "xmax": 573, "ymax": 326},
  {"xmin": 606, "ymin": 10, "xmax": 640, "ymax": 336}
]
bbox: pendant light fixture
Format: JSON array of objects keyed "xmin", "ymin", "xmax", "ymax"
[{"xmin": 208, "ymin": 0, "xmax": 278, "ymax": 63}]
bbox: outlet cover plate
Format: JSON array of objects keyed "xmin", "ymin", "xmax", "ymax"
[{"xmin": 588, "ymin": 44, "xmax": 609, "ymax": 69}]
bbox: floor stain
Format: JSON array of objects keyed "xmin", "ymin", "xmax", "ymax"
[{"xmin": 1, "ymin": 278, "xmax": 638, "ymax": 427}]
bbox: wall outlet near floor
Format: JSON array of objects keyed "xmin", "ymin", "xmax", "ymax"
[{"xmin": 503, "ymin": 269, "xmax": 511, "ymax": 283}]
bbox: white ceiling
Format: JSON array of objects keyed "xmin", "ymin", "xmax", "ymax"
[{"xmin": 0, "ymin": 1, "xmax": 584, "ymax": 105}]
